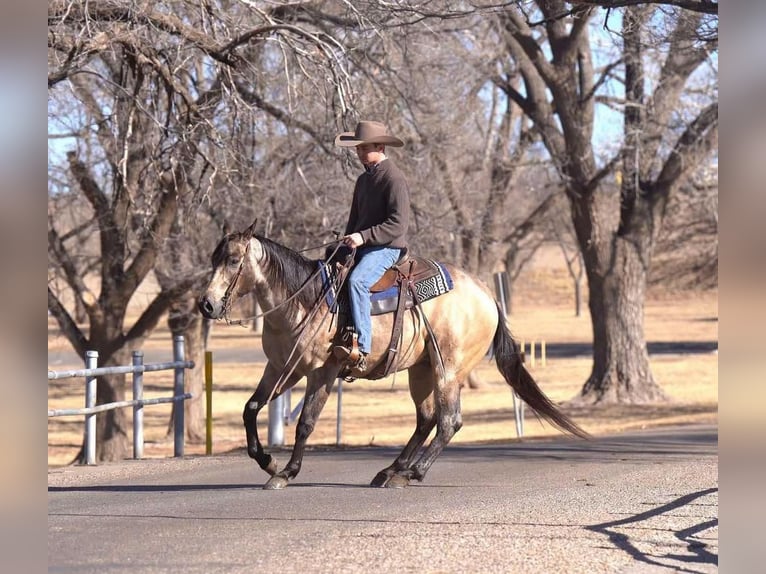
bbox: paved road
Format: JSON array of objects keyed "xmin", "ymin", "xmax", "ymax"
[{"xmin": 48, "ymin": 425, "xmax": 717, "ymax": 573}]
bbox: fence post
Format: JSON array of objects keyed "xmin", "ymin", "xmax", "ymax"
[
  {"xmin": 493, "ymin": 272, "xmax": 507, "ymax": 315},
  {"xmin": 132, "ymin": 350, "xmax": 144, "ymax": 460},
  {"xmin": 84, "ymin": 350, "xmax": 98, "ymax": 465},
  {"xmin": 336, "ymin": 379, "xmax": 343, "ymax": 446},
  {"xmin": 284, "ymin": 389, "xmax": 291, "ymax": 425},
  {"xmin": 268, "ymin": 394, "xmax": 285, "ymax": 446},
  {"xmin": 205, "ymin": 351, "xmax": 213, "ymax": 455},
  {"xmin": 494, "ymin": 273, "xmax": 523, "ymax": 438},
  {"xmin": 172, "ymin": 335, "xmax": 185, "ymax": 457}
]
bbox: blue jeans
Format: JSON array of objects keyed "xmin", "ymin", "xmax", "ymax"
[{"xmin": 347, "ymin": 246, "xmax": 402, "ymax": 355}]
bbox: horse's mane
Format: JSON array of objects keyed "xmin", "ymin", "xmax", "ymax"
[
  {"xmin": 255, "ymin": 235, "xmax": 323, "ymax": 308},
  {"xmin": 211, "ymin": 232, "xmax": 323, "ymax": 309}
]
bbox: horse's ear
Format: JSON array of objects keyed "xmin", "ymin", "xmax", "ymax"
[
  {"xmin": 222, "ymin": 221, "xmax": 231, "ymax": 237},
  {"xmin": 244, "ymin": 218, "xmax": 258, "ymax": 240}
]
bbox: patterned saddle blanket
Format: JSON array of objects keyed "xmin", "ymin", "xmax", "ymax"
[{"xmin": 319, "ymin": 256, "xmax": 454, "ymax": 316}]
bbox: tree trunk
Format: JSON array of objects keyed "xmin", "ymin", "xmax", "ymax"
[
  {"xmin": 574, "ymin": 278, "xmax": 582, "ymax": 318},
  {"xmin": 466, "ymin": 371, "xmax": 482, "ymax": 390},
  {"xmin": 573, "ymin": 236, "xmax": 669, "ymax": 404},
  {"xmin": 182, "ymin": 315, "xmax": 206, "ymax": 442},
  {"xmin": 93, "ymin": 372, "xmax": 131, "ymax": 461},
  {"xmin": 167, "ymin": 296, "xmax": 206, "ymax": 442},
  {"xmin": 76, "ymin": 344, "xmax": 133, "ymax": 464}
]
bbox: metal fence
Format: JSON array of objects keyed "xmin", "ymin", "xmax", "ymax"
[{"xmin": 48, "ymin": 335, "xmax": 195, "ymax": 465}]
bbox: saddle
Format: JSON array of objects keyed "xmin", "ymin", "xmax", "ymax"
[
  {"xmin": 370, "ymin": 252, "xmax": 436, "ymax": 292},
  {"xmin": 323, "ymin": 252, "xmax": 453, "ymax": 380}
]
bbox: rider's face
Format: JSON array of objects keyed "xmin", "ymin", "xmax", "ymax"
[{"xmin": 355, "ymin": 143, "xmax": 385, "ymax": 166}]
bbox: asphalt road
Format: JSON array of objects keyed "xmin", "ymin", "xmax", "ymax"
[{"xmin": 48, "ymin": 425, "xmax": 718, "ymax": 573}]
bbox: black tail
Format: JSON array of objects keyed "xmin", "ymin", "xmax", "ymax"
[{"xmin": 492, "ymin": 303, "xmax": 591, "ymax": 440}]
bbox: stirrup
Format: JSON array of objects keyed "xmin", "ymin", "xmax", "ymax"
[
  {"xmin": 333, "ymin": 328, "xmax": 360, "ymax": 362},
  {"xmin": 333, "ymin": 344, "xmax": 360, "ymax": 363},
  {"xmin": 349, "ymin": 352, "xmax": 367, "ymax": 376},
  {"xmin": 338, "ymin": 352, "xmax": 367, "ymax": 382}
]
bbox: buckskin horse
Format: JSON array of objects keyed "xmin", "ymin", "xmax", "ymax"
[{"xmin": 197, "ymin": 221, "xmax": 589, "ymax": 489}]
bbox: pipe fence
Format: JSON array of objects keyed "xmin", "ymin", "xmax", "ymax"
[{"xmin": 48, "ymin": 335, "xmax": 194, "ymax": 465}]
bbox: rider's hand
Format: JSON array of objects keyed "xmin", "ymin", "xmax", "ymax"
[{"xmin": 342, "ymin": 233, "xmax": 364, "ymax": 248}]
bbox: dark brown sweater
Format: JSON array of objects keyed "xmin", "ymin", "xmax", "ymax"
[{"xmin": 344, "ymin": 159, "xmax": 410, "ymax": 248}]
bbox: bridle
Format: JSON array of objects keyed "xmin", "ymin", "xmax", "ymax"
[
  {"xmin": 220, "ymin": 237, "xmax": 251, "ymax": 320},
  {"xmin": 220, "ymin": 237, "xmax": 353, "ymax": 327},
  {"xmin": 216, "ymin": 235, "xmax": 356, "ymax": 402}
]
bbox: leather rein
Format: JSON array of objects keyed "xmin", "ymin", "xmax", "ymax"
[{"xmin": 221, "ymin": 239, "xmax": 351, "ymax": 327}]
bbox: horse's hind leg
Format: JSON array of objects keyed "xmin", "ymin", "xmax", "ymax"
[
  {"xmin": 409, "ymin": 380, "xmax": 463, "ymax": 483},
  {"xmin": 388, "ymin": 365, "xmax": 464, "ymax": 487},
  {"xmin": 264, "ymin": 365, "xmax": 338, "ymax": 490},
  {"xmin": 371, "ymin": 363, "xmax": 438, "ymax": 488}
]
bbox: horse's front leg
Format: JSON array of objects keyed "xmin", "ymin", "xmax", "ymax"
[
  {"xmin": 264, "ymin": 364, "xmax": 339, "ymax": 490},
  {"xmin": 243, "ymin": 363, "xmax": 300, "ymax": 477}
]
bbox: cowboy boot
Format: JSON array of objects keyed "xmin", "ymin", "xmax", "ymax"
[{"xmin": 333, "ymin": 329, "xmax": 360, "ymax": 362}]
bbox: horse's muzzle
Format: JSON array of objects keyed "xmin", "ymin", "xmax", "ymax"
[{"xmin": 198, "ymin": 295, "xmax": 221, "ymax": 319}]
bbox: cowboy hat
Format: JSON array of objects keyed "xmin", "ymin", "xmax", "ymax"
[{"xmin": 334, "ymin": 120, "xmax": 404, "ymax": 147}]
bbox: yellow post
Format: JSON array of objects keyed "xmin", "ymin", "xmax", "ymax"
[
  {"xmin": 205, "ymin": 351, "xmax": 213, "ymax": 455},
  {"xmin": 530, "ymin": 341, "xmax": 536, "ymax": 368},
  {"xmin": 541, "ymin": 340, "xmax": 547, "ymax": 367}
]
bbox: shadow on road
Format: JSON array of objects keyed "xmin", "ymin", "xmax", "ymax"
[{"xmin": 587, "ymin": 487, "xmax": 718, "ymax": 570}]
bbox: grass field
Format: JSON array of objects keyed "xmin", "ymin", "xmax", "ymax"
[{"xmin": 47, "ymin": 285, "xmax": 718, "ymax": 468}]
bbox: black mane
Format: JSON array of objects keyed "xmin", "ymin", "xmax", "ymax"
[
  {"xmin": 256, "ymin": 236, "xmax": 324, "ymax": 308},
  {"xmin": 211, "ymin": 232, "xmax": 324, "ymax": 309}
]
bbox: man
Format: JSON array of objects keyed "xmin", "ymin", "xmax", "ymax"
[{"xmin": 333, "ymin": 120, "xmax": 411, "ymax": 374}]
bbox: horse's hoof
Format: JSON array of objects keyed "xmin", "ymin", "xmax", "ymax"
[
  {"xmin": 263, "ymin": 475, "xmax": 289, "ymax": 490},
  {"xmin": 370, "ymin": 472, "xmax": 391, "ymax": 488},
  {"xmin": 385, "ymin": 474, "xmax": 410, "ymax": 489}
]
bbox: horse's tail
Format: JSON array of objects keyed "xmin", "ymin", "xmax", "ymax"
[{"xmin": 492, "ymin": 303, "xmax": 591, "ymax": 440}]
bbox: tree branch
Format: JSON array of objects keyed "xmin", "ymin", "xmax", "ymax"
[
  {"xmin": 48, "ymin": 221, "xmax": 93, "ymax": 316},
  {"xmin": 655, "ymin": 102, "xmax": 717, "ymax": 194},
  {"xmin": 48, "ymin": 287, "xmax": 88, "ymax": 358},
  {"xmin": 570, "ymin": 1, "xmax": 717, "ymax": 16},
  {"xmin": 122, "ymin": 169, "xmax": 180, "ymax": 297},
  {"xmin": 104, "ymin": 270, "xmax": 208, "ymax": 358}
]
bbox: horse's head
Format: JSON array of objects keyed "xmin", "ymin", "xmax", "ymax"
[{"xmin": 198, "ymin": 220, "xmax": 263, "ymax": 320}]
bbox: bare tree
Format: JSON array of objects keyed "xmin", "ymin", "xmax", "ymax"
[
  {"xmin": 650, "ymin": 164, "xmax": 718, "ymax": 289},
  {"xmin": 543, "ymin": 194, "xmax": 587, "ymax": 317},
  {"xmin": 47, "ymin": 0, "xmax": 357, "ymax": 461},
  {"xmin": 489, "ymin": 2, "xmax": 717, "ymax": 403}
]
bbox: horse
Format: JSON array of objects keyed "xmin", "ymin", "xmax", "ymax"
[{"xmin": 197, "ymin": 220, "xmax": 590, "ymax": 489}]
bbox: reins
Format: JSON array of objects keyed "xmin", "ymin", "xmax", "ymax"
[
  {"xmin": 217, "ymin": 236, "xmax": 357, "ymax": 401},
  {"xmin": 222, "ymin": 240, "xmax": 350, "ymax": 327}
]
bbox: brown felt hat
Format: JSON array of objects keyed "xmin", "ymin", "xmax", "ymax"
[{"xmin": 334, "ymin": 120, "xmax": 404, "ymax": 148}]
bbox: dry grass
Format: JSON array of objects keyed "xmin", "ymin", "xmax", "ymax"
[{"xmin": 47, "ymin": 288, "xmax": 717, "ymax": 467}]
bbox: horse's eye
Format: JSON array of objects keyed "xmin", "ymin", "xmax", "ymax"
[{"xmin": 228, "ymin": 257, "xmax": 240, "ymax": 267}]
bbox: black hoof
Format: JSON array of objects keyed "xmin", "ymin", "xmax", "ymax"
[{"xmin": 370, "ymin": 471, "xmax": 392, "ymax": 488}]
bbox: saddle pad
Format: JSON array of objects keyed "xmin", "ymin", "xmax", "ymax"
[{"xmin": 319, "ymin": 260, "xmax": 453, "ymax": 316}]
